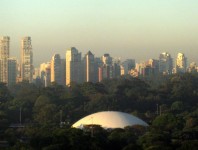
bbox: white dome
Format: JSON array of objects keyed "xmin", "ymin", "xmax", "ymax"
[{"xmin": 72, "ymin": 111, "xmax": 148, "ymax": 129}]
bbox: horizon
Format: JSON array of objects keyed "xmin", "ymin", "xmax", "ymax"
[{"xmin": 1, "ymin": 0, "xmax": 198, "ymax": 67}]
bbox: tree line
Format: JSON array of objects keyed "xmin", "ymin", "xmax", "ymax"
[{"xmin": 0, "ymin": 73, "xmax": 197, "ymax": 149}]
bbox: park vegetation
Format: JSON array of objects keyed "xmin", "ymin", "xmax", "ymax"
[{"xmin": 0, "ymin": 73, "xmax": 198, "ymax": 149}]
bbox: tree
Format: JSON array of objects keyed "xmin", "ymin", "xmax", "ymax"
[
  {"xmin": 0, "ymin": 82, "xmax": 12, "ymax": 103},
  {"xmin": 171, "ymin": 101, "xmax": 184, "ymax": 113}
]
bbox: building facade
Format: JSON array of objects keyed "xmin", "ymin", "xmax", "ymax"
[
  {"xmin": 120, "ymin": 59, "xmax": 135, "ymax": 75},
  {"xmin": 175, "ymin": 53, "xmax": 187, "ymax": 73},
  {"xmin": 21, "ymin": 37, "xmax": 33, "ymax": 82},
  {"xmin": 51, "ymin": 54, "xmax": 61, "ymax": 85},
  {"xmin": 8, "ymin": 58, "xmax": 16, "ymax": 87},
  {"xmin": 0, "ymin": 36, "xmax": 10, "ymax": 83},
  {"xmin": 159, "ymin": 52, "xmax": 173, "ymax": 75},
  {"xmin": 66, "ymin": 47, "xmax": 82, "ymax": 86},
  {"xmin": 84, "ymin": 51, "xmax": 95, "ymax": 82},
  {"xmin": 40, "ymin": 62, "xmax": 51, "ymax": 87}
]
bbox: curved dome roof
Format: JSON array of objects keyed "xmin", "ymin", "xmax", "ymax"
[{"xmin": 72, "ymin": 111, "xmax": 148, "ymax": 129}]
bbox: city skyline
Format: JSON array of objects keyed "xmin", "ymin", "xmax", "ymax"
[
  {"xmin": 0, "ymin": 36, "xmax": 196, "ymax": 67},
  {"xmin": 1, "ymin": 0, "xmax": 198, "ymax": 66},
  {"xmin": 0, "ymin": 36, "xmax": 197, "ymax": 87}
]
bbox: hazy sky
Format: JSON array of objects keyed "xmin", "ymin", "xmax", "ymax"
[{"xmin": 1, "ymin": 0, "xmax": 198, "ymax": 66}]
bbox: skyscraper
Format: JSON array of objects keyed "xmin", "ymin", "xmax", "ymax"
[
  {"xmin": 51, "ymin": 54, "xmax": 61, "ymax": 85},
  {"xmin": 0, "ymin": 36, "xmax": 10, "ymax": 83},
  {"xmin": 40, "ymin": 62, "xmax": 51, "ymax": 87},
  {"xmin": 146, "ymin": 59, "xmax": 159, "ymax": 75},
  {"xmin": 101, "ymin": 54, "xmax": 113, "ymax": 79},
  {"xmin": 188, "ymin": 62, "xmax": 197, "ymax": 73},
  {"xmin": 66, "ymin": 47, "xmax": 82, "ymax": 86},
  {"xmin": 102, "ymin": 53, "xmax": 112, "ymax": 66},
  {"xmin": 175, "ymin": 53, "xmax": 187, "ymax": 73},
  {"xmin": 84, "ymin": 51, "xmax": 95, "ymax": 82},
  {"xmin": 112, "ymin": 58, "xmax": 121, "ymax": 78},
  {"xmin": 21, "ymin": 37, "xmax": 33, "ymax": 82},
  {"xmin": 159, "ymin": 52, "xmax": 173, "ymax": 75},
  {"xmin": 98, "ymin": 54, "xmax": 121, "ymax": 81},
  {"xmin": 120, "ymin": 59, "xmax": 135, "ymax": 75},
  {"xmin": 60, "ymin": 59, "xmax": 66, "ymax": 85},
  {"xmin": 7, "ymin": 58, "xmax": 17, "ymax": 87}
]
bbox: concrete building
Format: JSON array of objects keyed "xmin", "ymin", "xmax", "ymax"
[
  {"xmin": 102, "ymin": 53, "xmax": 112, "ymax": 66},
  {"xmin": 135, "ymin": 62, "xmax": 156, "ymax": 78},
  {"xmin": 146, "ymin": 59, "xmax": 159, "ymax": 75},
  {"xmin": 84, "ymin": 51, "xmax": 95, "ymax": 82},
  {"xmin": 175, "ymin": 53, "xmax": 187, "ymax": 73},
  {"xmin": 94, "ymin": 57, "xmax": 102, "ymax": 82},
  {"xmin": 98, "ymin": 54, "xmax": 121, "ymax": 81},
  {"xmin": 112, "ymin": 58, "xmax": 121, "ymax": 78},
  {"xmin": 120, "ymin": 59, "xmax": 135, "ymax": 75},
  {"xmin": 66, "ymin": 47, "xmax": 82, "ymax": 86},
  {"xmin": 135, "ymin": 62, "xmax": 146, "ymax": 76},
  {"xmin": 61, "ymin": 59, "xmax": 66, "ymax": 85},
  {"xmin": 159, "ymin": 52, "xmax": 173, "ymax": 75},
  {"xmin": 21, "ymin": 37, "xmax": 33, "ymax": 82},
  {"xmin": 0, "ymin": 36, "xmax": 10, "ymax": 83},
  {"xmin": 51, "ymin": 54, "xmax": 61, "ymax": 85},
  {"xmin": 7, "ymin": 58, "xmax": 16, "ymax": 87},
  {"xmin": 100, "ymin": 54, "xmax": 113, "ymax": 80},
  {"xmin": 188, "ymin": 62, "xmax": 197, "ymax": 73},
  {"xmin": 40, "ymin": 62, "xmax": 51, "ymax": 87}
]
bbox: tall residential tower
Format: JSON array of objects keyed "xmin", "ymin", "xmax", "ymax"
[
  {"xmin": 175, "ymin": 53, "xmax": 187, "ymax": 73},
  {"xmin": 8, "ymin": 58, "xmax": 17, "ymax": 87},
  {"xmin": 51, "ymin": 54, "xmax": 61, "ymax": 85},
  {"xmin": 66, "ymin": 47, "xmax": 82, "ymax": 86},
  {"xmin": 21, "ymin": 37, "xmax": 33, "ymax": 82},
  {"xmin": 0, "ymin": 36, "xmax": 10, "ymax": 83},
  {"xmin": 84, "ymin": 51, "xmax": 95, "ymax": 82},
  {"xmin": 159, "ymin": 52, "xmax": 173, "ymax": 75}
]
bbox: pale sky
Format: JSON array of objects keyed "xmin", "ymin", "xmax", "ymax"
[{"xmin": 0, "ymin": 0, "xmax": 198, "ymax": 67}]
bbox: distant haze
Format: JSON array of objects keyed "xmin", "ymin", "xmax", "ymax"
[{"xmin": 1, "ymin": 0, "xmax": 198, "ymax": 67}]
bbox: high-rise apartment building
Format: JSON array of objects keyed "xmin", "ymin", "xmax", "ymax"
[
  {"xmin": 84, "ymin": 51, "xmax": 95, "ymax": 82},
  {"xmin": 120, "ymin": 59, "xmax": 135, "ymax": 75},
  {"xmin": 98, "ymin": 54, "xmax": 121, "ymax": 81},
  {"xmin": 159, "ymin": 52, "xmax": 173, "ymax": 75},
  {"xmin": 101, "ymin": 54, "xmax": 113, "ymax": 79},
  {"xmin": 188, "ymin": 62, "xmax": 197, "ymax": 73},
  {"xmin": 40, "ymin": 62, "xmax": 51, "ymax": 87},
  {"xmin": 146, "ymin": 59, "xmax": 159, "ymax": 75},
  {"xmin": 21, "ymin": 37, "xmax": 33, "ymax": 82},
  {"xmin": 94, "ymin": 57, "xmax": 102, "ymax": 82},
  {"xmin": 51, "ymin": 54, "xmax": 61, "ymax": 85},
  {"xmin": 7, "ymin": 58, "xmax": 16, "ymax": 87},
  {"xmin": 175, "ymin": 53, "xmax": 187, "ymax": 73},
  {"xmin": 112, "ymin": 58, "xmax": 121, "ymax": 78},
  {"xmin": 61, "ymin": 59, "xmax": 66, "ymax": 85},
  {"xmin": 0, "ymin": 36, "xmax": 10, "ymax": 83},
  {"xmin": 66, "ymin": 47, "xmax": 82, "ymax": 86},
  {"xmin": 102, "ymin": 53, "xmax": 112, "ymax": 65}
]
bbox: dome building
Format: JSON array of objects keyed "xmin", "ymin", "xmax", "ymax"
[{"xmin": 72, "ymin": 111, "xmax": 148, "ymax": 129}]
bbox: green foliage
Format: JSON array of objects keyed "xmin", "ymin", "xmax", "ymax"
[
  {"xmin": 152, "ymin": 113, "xmax": 182, "ymax": 131},
  {"xmin": 138, "ymin": 131, "xmax": 172, "ymax": 150},
  {"xmin": 0, "ymin": 82, "xmax": 12, "ymax": 103},
  {"xmin": 0, "ymin": 73, "xmax": 198, "ymax": 149},
  {"xmin": 171, "ymin": 101, "xmax": 184, "ymax": 113}
]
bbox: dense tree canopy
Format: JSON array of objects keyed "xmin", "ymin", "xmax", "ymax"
[{"xmin": 0, "ymin": 73, "xmax": 197, "ymax": 149}]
